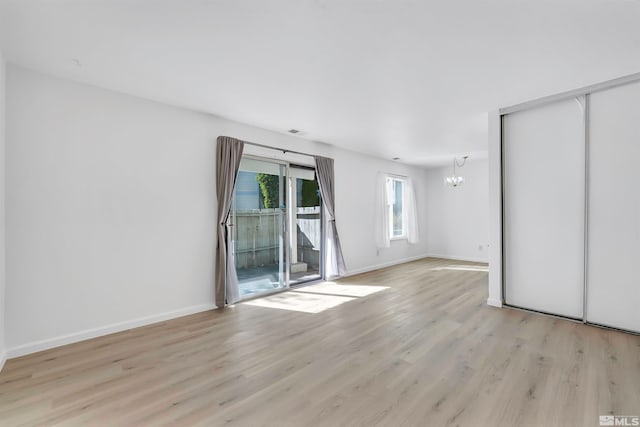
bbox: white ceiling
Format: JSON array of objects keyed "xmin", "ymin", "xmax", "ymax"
[{"xmin": 1, "ymin": 0, "xmax": 640, "ymax": 165}]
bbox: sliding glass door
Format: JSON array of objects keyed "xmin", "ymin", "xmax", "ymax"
[
  {"xmin": 229, "ymin": 156, "xmax": 323, "ymax": 300},
  {"xmin": 231, "ymin": 157, "xmax": 287, "ymax": 298},
  {"xmin": 289, "ymin": 166, "xmax": 323, "ymax": 285}
]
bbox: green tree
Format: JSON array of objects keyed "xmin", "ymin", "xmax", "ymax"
[
  {"xmin": 301, "ymin": 179, "xmax": 320, "ymax": 207},
  {"xmin": 256, "ymin": 173, "xmax": 280, "ymax": 208}
]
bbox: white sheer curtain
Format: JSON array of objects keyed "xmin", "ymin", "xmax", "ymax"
[
  {"xmin": 405, "ymin": 178, "xmax": 420, "ymax": 244},
  {"xmin": 375, "ymin": 172, "xmax": 391, "ymax": 248}
]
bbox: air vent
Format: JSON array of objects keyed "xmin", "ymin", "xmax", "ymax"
[{"xmin": 288, "ymin": 129, "xmax": 301, "ymax": 134}]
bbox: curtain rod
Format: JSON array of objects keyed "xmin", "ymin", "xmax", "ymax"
[
  {"xmin": 241, "ymin": 139, "xmax": 316, "ymax": 158},
  {"xmin": 384, "ymin": 172, "xmax": 408, "ymax": 179}
]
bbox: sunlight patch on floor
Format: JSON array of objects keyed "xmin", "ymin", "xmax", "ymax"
[
  {"xmin": 241, "ymin": 281, "xmax": 390, "ymax": 313},
  {"xmin": 242, "ymin": 291, "xmax": 355, "ymax": 313},
  {"xmin": 294, "ymin": 282, "xmax": 389, "ymax": 297}
]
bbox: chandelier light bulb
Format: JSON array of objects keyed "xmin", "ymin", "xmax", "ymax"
[{"xmin": 445, "ymin": 176, "xmax": 465, "ymax": 187}]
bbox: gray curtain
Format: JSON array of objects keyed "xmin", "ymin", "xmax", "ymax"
[
  {"xmin": 314, "ymin": 156, "xmax": 347, "ymax": 276},
  {"xmin": 215, "ymin": 136, "xmax": 245, "ymax": 307}
]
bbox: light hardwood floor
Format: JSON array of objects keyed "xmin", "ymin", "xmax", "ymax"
[{"xmin": 1, "ymin": 258, "xmax": 639, "ymax": 426}]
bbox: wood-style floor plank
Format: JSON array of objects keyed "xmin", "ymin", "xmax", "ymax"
[{"xmin": 0, "ymin": 257, "xmax": 639, "ymax": 426}]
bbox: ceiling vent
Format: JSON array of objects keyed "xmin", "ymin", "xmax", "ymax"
[
  {"xmin": 288, "ymin": 129, "xmax": 301, "ymax": 134},
  {"xmin": 392, "ymin": 157, "xmax": 401, "ymax": 161}
]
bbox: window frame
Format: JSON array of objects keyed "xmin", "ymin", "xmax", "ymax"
[{"xmin": 387, "ymin": 176, "xmax": 408, "ymax": 241}]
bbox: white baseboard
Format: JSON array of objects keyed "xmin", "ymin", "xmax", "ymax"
[
  {"xmin": 487, "ymin": 298, "xmax": 503, "ymax": 308},
  {"xmin": 427, "ymin": 253, "xmax": 488, "ymax": 264},
  {"xmin": 0, "ymin": 350, "xmax": 6, "ymax": 373},
  {"xmin": 6, "ymin": 303, "xmax": 217, "ymax": 359},
  {"xmin": 342, "ymin": 254, "xmax": 432, "ymax": 277}
]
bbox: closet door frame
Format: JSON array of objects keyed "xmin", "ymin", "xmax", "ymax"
[
  {"xmin": 501, "ymin": 97, "xmax": 588, "ymax": 320},
  {"xmin": 498, "ymin": 70, "xmax": 640, "ymax": 333}
]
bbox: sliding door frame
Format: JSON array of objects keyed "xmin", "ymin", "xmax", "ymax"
[
  {"xmin": 499, "ymin": 70, "xmax": 640, "ymax": 333},
  {"xmin": 287, "ymin": 163, "xmax": 325, "ymax": 287},
  {"xmin": 233, "ymin": 154, "xmax": 325, "ymax": 302}
]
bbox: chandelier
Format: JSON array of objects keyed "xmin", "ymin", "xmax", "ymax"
[{"xmin": 445, "ymin": 156, "xmax": 468, "ymax": 188}]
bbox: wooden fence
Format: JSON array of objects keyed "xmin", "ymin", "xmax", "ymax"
[{"xmin": 232, "ymin": 207, "xmax": 321, "ymax": 269}]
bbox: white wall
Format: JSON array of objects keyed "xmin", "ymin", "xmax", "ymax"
[
  {"xmin": 0, "ymin": 52, "xmax": 6, "ymax": 369},
  {"xmin": 333, "ymin": 150, "xmax": 430, "ymax": 275},
  {"xmin": 5, "ymin": 66, "xmax": 430, "ymax": 356},
  {"xmin": 425, "ymin": 158, "xmax": 489, "ymax": 263}
]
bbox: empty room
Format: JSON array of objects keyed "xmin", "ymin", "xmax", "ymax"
[{"xmin": 0, "ymin": 1, "xmax": 639, "ymax": 426}]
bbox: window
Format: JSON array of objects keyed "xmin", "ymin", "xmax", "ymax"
[
  {"xmin": 387, "ymin": 177, "xmax": 406, "ymax": 239},
  {"xmin": 376, "ymin": 172, "xmax": 418, "ymax": 248}
]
